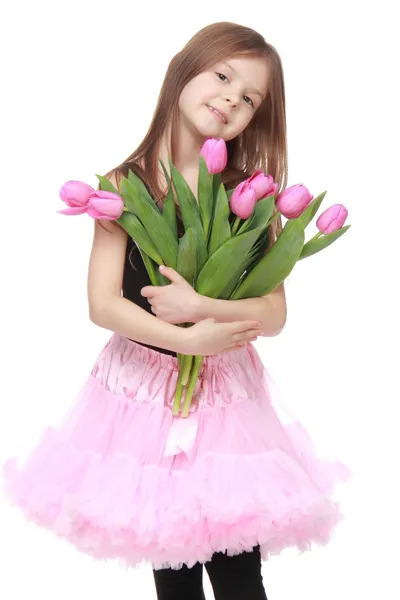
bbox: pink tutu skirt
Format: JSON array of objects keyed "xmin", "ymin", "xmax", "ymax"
[{"xmin": 1, "ymin": 333, "xmax": 350, "ymax": 570}]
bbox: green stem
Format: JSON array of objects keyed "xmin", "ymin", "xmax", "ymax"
[
  {"xmin": 180, "ymin": 354, "xmax": 194, "ymax": 386},
  {"xmin": 266, "ymin": 211, "xmax": 281, "ymax": 226},
  {"xmin": 172, "ymin": 381, "xmax": 185, "ymax": 415},
  {"xmin": 308, "ymin": 231, "xmax": 324, "ymax": 243},
  {"xmin": 231, "ymin": 216, "xmax": 241, "ymax": 236},
  {"xmin": 181, "ymin": 355, "xmax": 204, "ymax": 418}
]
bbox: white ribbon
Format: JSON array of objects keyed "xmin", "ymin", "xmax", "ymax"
[{"xmin": 163, "ymin": 413, "xmax": 199, "ymax": 458}]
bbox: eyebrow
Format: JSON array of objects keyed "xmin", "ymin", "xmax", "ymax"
[{"xmin": 220, "ymin": 61, "xmax": 265, "ymax": 98}]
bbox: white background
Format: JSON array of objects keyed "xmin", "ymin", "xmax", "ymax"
[{"xmin": 0, "ymin": 0, "xmax": 399, "ymax": 598}]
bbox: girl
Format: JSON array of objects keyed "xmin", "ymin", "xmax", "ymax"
[{"xmin": 2, "ymin": 22, "xmax": 349, "ymax": 600}]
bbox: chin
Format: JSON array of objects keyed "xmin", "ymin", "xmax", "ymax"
[{"xmin": 195, "ymin": 120, "xmax": 229, "ymax": 141}]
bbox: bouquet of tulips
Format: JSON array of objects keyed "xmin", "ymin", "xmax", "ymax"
[{"xmin": 58, "ymin": 137, "xmax": 350, "ymax": 417}]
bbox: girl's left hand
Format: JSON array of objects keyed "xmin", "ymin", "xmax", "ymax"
[{"xmin": 140, "ymin": 265, "xmax": 201, "ymax": 324}]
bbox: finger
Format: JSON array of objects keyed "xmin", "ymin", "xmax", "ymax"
[
  {"xmin": 140, "ymin": 286, "xmax": 162, "ymax": 298},
  {"xmin": 159, "ymin": 265, "xmax": 186, "ymax": 284},
  {"xmin": 230, "ymin": 333, "xmax": 258, "ymax": 346},
  {"xmin": 231, "ymin": 328, "xmax": 263, "ymax": 341},
  {"xmin": 230, "ymin": 320, "xmax": 262, "ymax": 333}
]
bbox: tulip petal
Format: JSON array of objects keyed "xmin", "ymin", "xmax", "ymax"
[
  {"xmin": 57, "ymin": 206, "xmax": 88, "ymax": 215},
  {"xmin": 89, "ymin": 190, "xmax": 122, "ymax": 201},
  {"xmin": 88, "ymin": 196, "xmax": 124, "ymax": 218},
  {"xmin": 230, "ymin": 181, "xmax": 257, "ymax": 219},
  {"xmin": 316, "ymin": 204, "xmax": 348, "ymax": 234},
  {"xmin": 276, "ymin": 184, "xmax": 313, "ymax": 219},
  {"xmin": 59, "ymin": 181, "xmax": 95, "ymax": 207},
  {"xmin": 200, "ymin": 137, "xmax": 228, "ymax": 174},
  {"xmin": 248, "ymin": 171, "xmax": 277, "ymax": 201},
  {"xmin": 86, "ymin": 206, "xmax": 118, "ymax": 220}
]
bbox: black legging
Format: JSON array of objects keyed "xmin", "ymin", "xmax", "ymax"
[{"xmin": 153, "ymin": 545, "xmax": 268, "ymax": 600}]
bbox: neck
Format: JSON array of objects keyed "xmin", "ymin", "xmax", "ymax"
[{"xmin": 159, "ymin": 117, "xmax": 206, "ymax": 178}]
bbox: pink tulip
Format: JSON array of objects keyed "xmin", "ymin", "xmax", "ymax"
[
  {"xmin": 86, "ymin": 190, "xmax": 124, "ymax": 220},
  {"xmin": 58, "ymin": 181, "xmax": 124, "ymax": 220},
  {"xmin": 58, "ymin": 180, "xmax": 95, "ymax": 215},
  {"xmin": 316, "ymin": 204, "xmax": 348, "ymax": 234},
  {"xmin": 200, "ymin": 137, "xmax": 228, "ymax": 174},
  {"xmin": 248, "ymin": 170, "xmax": 279, "ymax": 201},
  {"xmin": 230, "ymin": 180, "xmax": 257, "ymax": 219},
  {"xmin": 276, "ymin": 184, "xmax": 313, "ymax": 219}
]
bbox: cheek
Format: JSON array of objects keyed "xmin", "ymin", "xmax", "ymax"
[
  {"xmin": 178, "ymin": 87, "xmax": 193, "ymax": 113},
  {"xmin": 226, "ymin": 113, "xmax": 253, "ymax": 140},
  {"xmin": 179, "ymin": 79, "xmax": 201, "ymax": 112}
]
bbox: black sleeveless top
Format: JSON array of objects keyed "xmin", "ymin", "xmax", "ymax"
[
  {"xmin": 122, "ymin": 237, "xmax": 177, "ymax": 357},
  {"xmin": 121, "ymin": 167, "xmax": 181, "ymax": 357}
]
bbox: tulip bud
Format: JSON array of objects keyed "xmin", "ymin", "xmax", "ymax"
[
  {"xmin": 86, "ymin": 190, "xmax": 124, "ymax": 220},
  {"xmin": 230, "ymin": 181, "xmax": 257, "ymax": 219},
  {"xmin": 200, "ymin": 137, "xmax": 228, "ymax": 174},
  {"xmin": 276, "ymin": 184, "xmax": 313, "ymax": 219},
  {"xmin": 58, "ymin": 180, "xmax": 95, "ymax": 215},
  {"xmin": 316, "ymin": 204, "xmax": 348, "ymax": 234},
  {"xmin": 58, "ymin": 181, "xmax": 124, "ymax": 219},
  {"xmin": 248, "ymin": 171, "xmax": 278, "ymax": 201}
]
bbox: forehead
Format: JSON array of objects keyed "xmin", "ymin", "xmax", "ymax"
[{"xmin": 215, "ymin": 55, "xmax": 270, "ymax": 95}]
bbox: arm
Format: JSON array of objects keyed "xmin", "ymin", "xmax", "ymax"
[
  {"xmin": 92, "ymin": 295, "xmax": 192, "ymax": 354},
  {"xmin": 192, "ymin": 284, "xmax": 287, "ymax": 337},
  {"xmin": 87, "ymin": 183, "xmax": 191, "ymax": 354}
]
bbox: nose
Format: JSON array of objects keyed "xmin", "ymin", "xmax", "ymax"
[{"xmin": 224, "ymin": 92, "xmax": 240, "ymax": 109}]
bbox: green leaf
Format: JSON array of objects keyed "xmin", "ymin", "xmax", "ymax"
[
  {"xmin": 162, "ymin": 185, "xmax": 178, "ymax": 238},
  {"xmin": 126, "ymin": 169, "xmax": 163, "ymax": 212},
  {"xmin": 238, "ymin": 196, "xmax": 275, "ymax": 235},
  {"xmin": 137, "ymin": 247, "xmax": 168, "ymax": 286},
  {"xmin": 159, "ymin": 159, "xmax": 171, "ymax": 186},
  {"xmin": 299, "ymin": 225, "xmax": 351, "ymax": 259},
  {"xmin": 213, "ymin": 173, "xmax": 222, "ymax": 202},
  {"xmin": 298, "ymin": 191, "xmax": 327, "ymax": 228},
  {"xmin": 220, "ymin": 230, "xmax": 270, "ymax": 298},
  {"xmin": 230, "ymin": 219, "xmax": 305, "ymax": 299},
  {"xmin": 158, "ymin": 160, "xmax": 178, "ymax": 236},
  {"xmin": 196, "ymin": 224, "xmax": 265, "ymax": 298},
  {"xmin": 207, "ymin": 183, "xmax": 231, "ymax": 256},
  {"xmin": 226, "ymin": 187, "xmax": 234, "ymax": 201},
  {"xmin": 120, "ymin": 176, "xmax": 178, "ymax": 269},
  {"xmin": 198, "ymin": 156, "xmax": 213, "ymax": 241},
  {"xmin": 245, "ymin": 229, "xmax": 271, "ymax": 271},
  {"xmin": 177, "ymin": 228, "xmax": 197, "ymax": 285},
  {"xmin": 169, "ymin": 161, "xmax": 200, "ymax": 223},
  {"xmin": 169, "ymin": 161, "xmax": 208, "ymax": 272},
  {"xmin": 96, "ymin": 174, "xmax": 119, "ymax": 195},
  {"xmin": 117, "ymin": 211, "xmax": 163, "ymax": 264},
  {"xmin": 218, "ymin": 253, "xmax": 255, "ymax": 299}
]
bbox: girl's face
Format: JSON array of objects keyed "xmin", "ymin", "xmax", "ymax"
[{"xmin": 178, "ymin": 55, "xmax": 269, "ymax": 142}]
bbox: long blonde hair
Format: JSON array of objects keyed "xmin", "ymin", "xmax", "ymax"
[{"xmin": 105, "ymin": 21, "xmax": 288, "ymax": 241}]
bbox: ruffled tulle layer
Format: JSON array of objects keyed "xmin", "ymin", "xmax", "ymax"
[{"xmin": 1, "ymin": 334, "xmax": 350, "ymax": 570}]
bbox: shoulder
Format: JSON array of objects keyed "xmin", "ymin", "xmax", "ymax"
[{"xmin": 96, "ymin": 170, "xmax": 125, "ymax": 235}]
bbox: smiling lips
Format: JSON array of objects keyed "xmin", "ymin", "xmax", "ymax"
[{"xmin": 206, "ymin": 104, "xmax": 228, "ymax": 124}]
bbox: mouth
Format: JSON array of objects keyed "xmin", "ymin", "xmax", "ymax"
[{"xmin": 206, "ymin": 104, "xmax": 228, "ymax": 124}]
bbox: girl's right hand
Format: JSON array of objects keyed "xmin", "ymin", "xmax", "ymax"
[{"xmin": 183, "ymin": 318, "xmax": 263, "ymax": 356}]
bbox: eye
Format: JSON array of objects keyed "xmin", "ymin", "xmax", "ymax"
[
  {"xmin": 243, "ymin": 95, "xmax": 254, "ymax": 107},
  {"xmin": 216, "ymin": 72, "xmax": 228, "ymax": 82}
]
